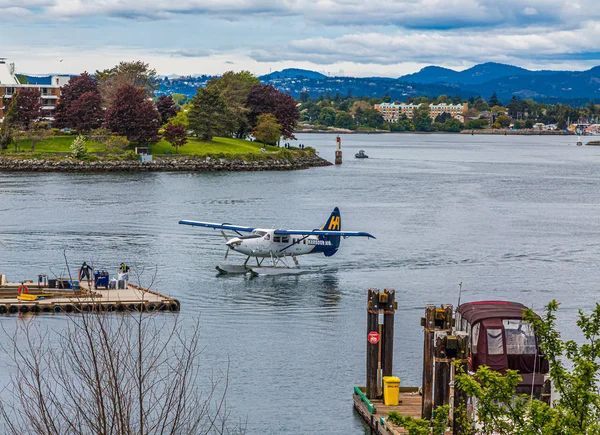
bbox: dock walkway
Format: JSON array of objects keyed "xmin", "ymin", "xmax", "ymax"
[
  {"xmin": 353, "ymin": 386, "xmax": 452, "ymax": 435},
  {"xmin": 0, "ymin": 279, "xmax": 179, "ymax": 314}
]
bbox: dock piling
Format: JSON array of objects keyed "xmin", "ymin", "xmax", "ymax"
[{"xmin": 366, "ymin": 288, "xmax": 396, "ymax": 399}]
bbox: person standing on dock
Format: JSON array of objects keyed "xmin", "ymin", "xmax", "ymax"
[
  {"xmin": 78, "ymin": 261, "xmax": 93, "ymax": 287},
  {"xmin": 118, "ymin": 263, "xmax": 130, "ymax": 281}
]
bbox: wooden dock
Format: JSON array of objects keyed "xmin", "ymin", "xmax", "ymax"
[
  {"xmin": 0, "ymin": 279, "xmax": 180, "ymax": 314},
  {"xmin": 353, "ymin": 386, "xmax": 451, "ymax": 435},
  {"xmin": 353, "ymin": 386, "xmax": 424, "ymax": 435}
]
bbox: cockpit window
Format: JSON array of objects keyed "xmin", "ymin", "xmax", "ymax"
[{"xmin": 253, "ymin": 230, "xmax": 267, "ymax": 236}]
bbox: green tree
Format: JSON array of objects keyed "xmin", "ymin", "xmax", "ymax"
[
  {"xmin": 253, "ymin": 113, "xmax": 281, "ymax": 145},
  {"xmin": 95, "ymin": 60, "xmax": 159, "ymax": 107},
  {"xmin": 360, "ymin": 109, "xmax": 385, "ymax": 129},
  {"xmin": 207, "ymin": 70, "xmax": 259, "ymax": 138},
  {"xmin": 0, "ymin": 96, "xmax": 17, "ymax": 150},
  {"xmin": 465, "ymin": 119, "xmax": 489, "ymax": 129},
  {"xmin": 488, "ymin": 92, "xmax": 501, "ymax": 107},
  {"xmin": 15, "ymin": 121, "xmax": 52, "ymax": 152},
  {"xmin": 333, "ymin": 112, "xmax": 356, "ymax": 130},
  {"xmin": 187, "ymin": 87, "xmax": 230, "ymax": 141},
  {"xmin": 317, "ymin": 107, "xmax": 336, "ymax": 126},
  {"xmin": 441, "ymin": 118, "xmax": 463, "ymax": 132},
  {"xmin": 413, "ymin": 105, "xmax": 433, "ymax": 131},
  {"xmin": 496, "ymin": 115, "xmax": 511, "ymax": 128},
  {"xmin": 170, "ymin": 93, "xmax": 187, "ymax": 106}
]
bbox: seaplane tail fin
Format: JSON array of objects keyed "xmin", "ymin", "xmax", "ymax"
[{"xmin": 321, "ymin": 207, "xmax": 341, "ymax": 256}]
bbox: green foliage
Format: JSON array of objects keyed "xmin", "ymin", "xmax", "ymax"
[
  {"xmin": 387, "ymin": 405, "xmax": 449, "ymax": 435},
  {"xmin": 413, "ymin": 105, "xmax": 433, "ymax": 132},
  {"xmin": 317, "ymin": 107, "xmax": 336, "ymax": 126},
  {"xmin": 452, "ymin": 301, "xmax": 600, "ymax": 435},
  {"xmin": 441, "ymin": 118, "xmax": 463, "ymax": 132},
  {"xmin": 496, "ymin": 115, "xmax": 511, "ymax": 128},
  {"xmin": 465, "ymin": 119, "xmax": 489, "ymax": 130},
  {"xmin": 524, "ymin": 301, "xmax": 600, "ymax": 435},
  {"xmin": 70, "ymin": 134, "xmax": 87, "ymax": 159},
  {"xmin": 105, "ymin": 135, "xmax": 129, "ymax": 151},
  {"xmin": 334, "ymin": 112, "xmax": 356, "ymax": 130},
  {"xmin": 207, "ymin": 71, "xmax": 259, "ymax": 138},
  {"xmin": 253, "ymin": 114, "xmax": 281, "ymax": 145},
  {"xmin": 277, "ymin": 148, "xmax": 295, "ymax": 163},
  {"xmin": 169, "ymin": 108, "xmax": 189, "ymax": 129},
  {"xmin": 188, "ymin": 87, "xmax": 231, "ymax": 141}
]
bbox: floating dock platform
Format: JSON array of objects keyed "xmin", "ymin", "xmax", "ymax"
[
  {"xmin": 0, "ymin": 277, "xmax": 180, "ymax": 314},
  {"xmin": 353, "ymin": 386, "xmax": 438, "ymax": 435}
]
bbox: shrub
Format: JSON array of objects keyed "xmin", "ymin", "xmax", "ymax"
[
  {"xmin": 70, "ymin": 134, "xmax": 87, "ymax": 159},
  {"xmin": 105, "ymin": 135, "xmax": 130, "ymax": 151}
]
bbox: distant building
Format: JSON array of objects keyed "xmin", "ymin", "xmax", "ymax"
[
  {"xmin": 374, "ymin": 102, "xmax": 422, "ymax": 121},
  {"xmin": 375, "ymin": 101, "xmax": 468, "ymax": 122},
  {"xmin": 428, "ymin": 103, "xmax": 468, "ymax": 120},
  {"xmin": 0, "ymin": 58, "xmax": 70, "ymax": 122}
]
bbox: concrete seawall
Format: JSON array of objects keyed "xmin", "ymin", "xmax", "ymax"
[{"xmin": 0, "ymin": 155, "xmax": 332, "ymax": 172}]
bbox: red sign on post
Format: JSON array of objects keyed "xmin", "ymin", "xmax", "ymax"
[{"xmin": 367, "ymin": 331, "xmax": 380, "ymax": 344}]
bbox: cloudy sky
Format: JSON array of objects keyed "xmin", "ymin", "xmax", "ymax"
[{"xmin": 2, "ymin": 0, "xmax": 600, "ymax": 77}]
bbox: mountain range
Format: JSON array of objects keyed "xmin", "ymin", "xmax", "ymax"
[
  {"xmin": 255, "ymin": 63, "xmax": 600, "ymax": 105},
  {"xmin": 24, "ymin": 62, "xmax": 600, "ymax": 106}
]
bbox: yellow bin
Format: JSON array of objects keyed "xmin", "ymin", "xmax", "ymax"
[{"xmin": 382, "ymin": 376, "xmax": 400, "ymax": 406}]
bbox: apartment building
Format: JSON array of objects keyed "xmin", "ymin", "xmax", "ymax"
[
  {"xmin": 375, "ymin": 102, "xmax": 468, "ymax": 122},
  {"xmin": 374, "ymin": 102, "xmax": 422, "ymax": 121},
  {"xmin": 0, "ymin": 58, "xmax": 70, "ymax": 122}
]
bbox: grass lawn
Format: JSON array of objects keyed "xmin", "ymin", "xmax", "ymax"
[
  {"xmin": 4, "ymin": 135, "xmax": 281, "ymax": 156},
  {"xmin": 151, "ymin": 136, "xmax": 280, "ymax": 155}
]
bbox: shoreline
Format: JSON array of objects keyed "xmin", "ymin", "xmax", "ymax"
[
  {"xmin": 0, "ymin": 154, "xmax": 332, "ymax": 173},
  {"xmin": 296, "ymin": 129, "xmax": 574, "ymax": 135}
]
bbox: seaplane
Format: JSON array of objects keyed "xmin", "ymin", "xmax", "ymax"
[{"xmin": 179, "ymin": 207, "xmax": 375, "ymax": 276}]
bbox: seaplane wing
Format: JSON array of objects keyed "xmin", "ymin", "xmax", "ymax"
[
  {"xmin": 274, "ymin": 229, "xmax": 376, "ymax": 239},
  {"xmin": 178, "ymin": 220, "xmax": 255, "ymax": 233}
]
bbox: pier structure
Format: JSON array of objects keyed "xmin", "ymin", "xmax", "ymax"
[
  {"xmin": 0, "ymin": 274, "xmax": 180, "ymax": 314},
  {"xmin": 354, "ymin": 297, "xmax": 468, "ymax": 435}
]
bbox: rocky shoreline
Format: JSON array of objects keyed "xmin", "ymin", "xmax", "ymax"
[{"xmin": 0, "ymin": 154, "xmax": 332, "ymax": 172}]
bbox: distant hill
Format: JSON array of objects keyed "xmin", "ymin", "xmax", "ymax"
[
  {"xmin": 399, "ymin": 62, "xmax": 538, "ymax": 85},
  {"xmin": 259, "ymin": 68, "xmax": 327, "ymax": 81}
]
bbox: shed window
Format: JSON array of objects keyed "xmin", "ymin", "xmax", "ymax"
[{"xmin": 487, "ymin": 329, "xmax": 504, "ymax": 355}]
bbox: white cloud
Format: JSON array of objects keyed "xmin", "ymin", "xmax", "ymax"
[
  {"xmin": 0, "ymin": 6, "xmax": 35, "ymax": 18},
  {"xmin": 4, "ymin": 0, "xmax": 600, "ymax": 29},
  {"xmin": 248, "ymin": 21, "xmax": 600, "ymax": 68}
]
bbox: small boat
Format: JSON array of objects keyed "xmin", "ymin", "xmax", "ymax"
[{"xmin": 355, "ymin": 150, "xmax": 369, "ymax": 159}]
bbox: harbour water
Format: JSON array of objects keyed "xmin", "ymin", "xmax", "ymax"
[{"xmin": 1, "ymin": 133, "xmax": 600, "ymax": 434}]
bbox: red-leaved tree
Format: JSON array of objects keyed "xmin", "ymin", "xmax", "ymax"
[
  {"xmin": 156, "ymin": 95, "xmax": 178, "ymax": 125},
  {"xmin": 54, "ymin": 72, "xmax": 101, "ymax": 130},
  {"xmin": 246, "ymin": 84, "xmax": 299, "ymax": 140},
  {"xmin": 164, "ymin": 123, "xmax": 187, "ymax": 153},
  {"xmin": 13, "ymin": 88, "xmax": 41, "ymax": 130},
  {"xmin": 105, "ymin": 85, "xmax": 160, "ymax": 145}
]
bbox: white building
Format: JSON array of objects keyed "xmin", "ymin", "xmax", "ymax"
[{"xmin": 0, "ymin": 58, "xmax": 70, "ymax": 122}]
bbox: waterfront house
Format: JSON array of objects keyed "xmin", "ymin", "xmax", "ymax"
[{"xmin": 0, "ymin": 58, "xmax": 70, "ymax": 122}]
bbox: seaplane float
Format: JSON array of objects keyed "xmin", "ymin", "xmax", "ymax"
[{"xmin": 179, "ymin": 207, "xmax": 375, "ymax": 276}]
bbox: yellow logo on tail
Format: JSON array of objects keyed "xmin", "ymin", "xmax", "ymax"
[{"xmin": 328, "ymin": 216, "xmax": 340, "ymax": 230}]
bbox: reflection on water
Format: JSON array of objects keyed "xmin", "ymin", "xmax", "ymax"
[{"xmin": 1, "ymin": 133, "xmax": 600, "ymax": 434}]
